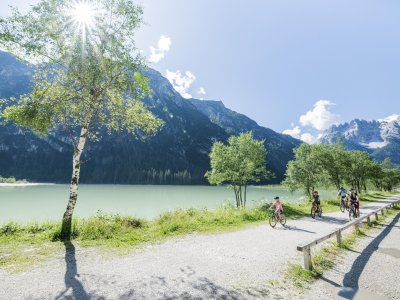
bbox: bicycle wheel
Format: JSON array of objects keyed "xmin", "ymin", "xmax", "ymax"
[
  {"xmin": 280, "ymin": 214, "xmax": 286, "ymax": 226},
  {"xmin": 269, "ymin": 216, "xmax": 277, "ymax": 228},
  {"xmin": 311, "ymin": 207, "xmax": 316, "ymax": 219},
  {"xmin": 318, "ymin": 206, "xmax": 322, "ymax": 218},
  {"xmin": 340, "ymin": 201, "xmax": 345, "ymax": 213},
  {"xmin": 349, "ymin": 207, "xmax": 353, "ymax": 220}
]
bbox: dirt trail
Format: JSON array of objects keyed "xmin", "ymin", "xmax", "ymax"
[{"xmin": 1, "ymin": 195, "xmax": 399, "ymax": 300}]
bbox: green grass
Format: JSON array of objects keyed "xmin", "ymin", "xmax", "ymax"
[
  {"xmin": 0, "ymin": 176, "xmax": 28, "ymax": 183},
  {"xmin": 286, "ymin": 205, "xmax": 400, "ymax": 289},
  {"xmin": 0, "ymin": 191, "xmax": 398, "ymax": 271}
]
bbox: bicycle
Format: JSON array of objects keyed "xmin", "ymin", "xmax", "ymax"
[
  {"xmin": 348, "ymin": 202, "xmax": 359, "ymax": 220},
  {"xmin": 311, "ymin": 202, "xmax": 322, "ymax": 219},
  {"xmin": 269, "ymin": 209, "xmax": 286, "ymax": 228},
  {"xmin": 339, "ymin": 197, "xmax": 348, "ymax": 213}
]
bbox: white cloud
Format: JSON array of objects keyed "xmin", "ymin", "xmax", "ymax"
[
  {"xmin": 165, "ymin": 69, "xmax": 196, "ymax": 99},
  {"xmin": 282, "ymin": 126, "xmax": 301, "ymax": 139},
  {"xmin": 282, "ymin": 126, "xmax": 319, "ymax": 144},
  {"xmin": 300, "ymin": 133, "xmax": 317, "ymax": 144},
  {"xmin": 149, "ymin": 35, "xmax": 171, "ymax": 63},
  {"xmin": 299, "ymin": 100, "xmax": 341, "ymax": 131},
  {"xmin": 197, "ymin": 87, "xmax": 206, "ymax": 96}
]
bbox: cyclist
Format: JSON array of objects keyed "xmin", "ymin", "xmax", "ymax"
[
  {"xmin": 349, "ymin": 190, "xmax": 360, "ymax": 217},
  {"xmin": 270, "ymin": 196, "xmax": 283, "ymax": 219},
  {"xmin": 312, "ymin": 190, "xmax": 321, "ymax": 213},
  {"xmin": 338, "ymin": 186, "xmax": 348, "ymax": 209}
]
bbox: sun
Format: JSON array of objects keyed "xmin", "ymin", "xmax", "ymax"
[{"xmin": 66, "ymin": 1, "xmax": 99, "ymax": 41}]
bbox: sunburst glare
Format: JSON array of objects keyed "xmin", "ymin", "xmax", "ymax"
[{"xmin": 65, "ymin": 1, "xmax": 100, "ymax": 43}]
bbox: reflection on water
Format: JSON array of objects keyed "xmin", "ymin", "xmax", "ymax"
[{"xmin": 0, "ymin": 184, "xmax": 336, "ymax": 223}]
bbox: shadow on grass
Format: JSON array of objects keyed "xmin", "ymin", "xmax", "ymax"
[{"xmin": 338, "ymin": 212, "xmax": 400, "ymax": 299}]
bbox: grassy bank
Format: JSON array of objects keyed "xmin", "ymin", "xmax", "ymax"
[
  {"xmin": 0, "ymin": 176, "xmax": 28, "ymax": 184},
  {"xmin": 0, "ymin": 191, "xmax": 398, "ymax": 271},
  {"xmin": 286, "ymin": 204, "xmax": 400, "ymax": 290}
]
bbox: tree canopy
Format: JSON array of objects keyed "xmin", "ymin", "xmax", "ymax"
[
  {"xmin": 283, "ymin": 142, "xmax": 400, "ymax": 197},
  {"xmin": 206, "ymin": 132, "xmax": 270, "ymax": 208}
]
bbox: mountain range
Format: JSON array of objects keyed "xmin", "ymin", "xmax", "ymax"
[
  {"xmin": 319, "ymin": 116, "xmax": 400, "ymax": 165},
  {"xmin": 0, "ymin": 51, "xmax": 301, "ymax": 184}
]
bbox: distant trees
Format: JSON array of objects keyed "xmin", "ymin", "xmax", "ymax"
[
  {"xmin": 206, "ymin": 132, "xmax": 270, "ymax": 208},
  {"xmin": 344, "ymin": 150, "xmax": 377, "ymax": 193},
  {"xmin": 283, "ymin": 142, "xmax": 400, "ymax": 196},
  {"xmin": 372, "ymin": 158, "xmax": 400, "ymax": 192}
]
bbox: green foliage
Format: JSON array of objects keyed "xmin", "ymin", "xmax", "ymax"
[
  {"xmin": 206, "ymin": 132, "xmax": 270, "ymax": 208},
  {"xmin": 0, "ymin": 176, "xmax": 28, "ymax": 183},
  {"xmin": 316, "ymin": 143, "xmax": 349, "ymax": 189},
  {"xmin": 282, "ymin": 143, "xmax": 326, "ymax": 199},
  {"xmin": 283, "ymin": 142, "xmax": 399, "ymax": 196},
  {"xmin": 372, "ymin": 158, "xmax": 400, "ymax": 192},
  {"xmin": 0, "ymin": 0, "xmax": 163, "ymax": 138},
  {"xmin": 344, "ymin": 150, "xmax": 377, "ymax": 193}
]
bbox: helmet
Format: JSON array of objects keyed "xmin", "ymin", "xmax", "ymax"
[{"xmin": 274, "ymin": 196, "xmax": 280, "ymax": 200}]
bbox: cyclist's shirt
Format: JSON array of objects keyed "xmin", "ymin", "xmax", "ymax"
[
  {"xmin": 313, "ymin": 195, "xmax": 320, "ymax": 204},
  {"xmin": 274, "ymin": 200, "xmax": 283, "ymax": 212},
  {"xmin": 338, "ymin": 189, "xmax": 347, "ymax": 198},
  {"xmin": 349, "ymin": 194, "xmax": 358, "ymax": 206}
]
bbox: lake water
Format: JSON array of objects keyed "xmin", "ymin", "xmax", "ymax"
[{"xmin": 0, "ymin": 184, "xmax": 337, "ymax": 224}]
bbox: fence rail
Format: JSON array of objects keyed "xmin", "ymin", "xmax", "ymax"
[{"xmin": 297, "ymin": 196, "xmax": 400, "ymax": 270}]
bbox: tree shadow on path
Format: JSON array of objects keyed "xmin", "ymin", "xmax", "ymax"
[
  {"xmin": 276, "ymin": 225, "xmax": 316, "ymax": 234},
  {"xmin": 54, "ymin": 241, "xmax": 90, "ymax": 300},
  {"xmin": 338, "ymin": 212, "xmax": 400, "ymax": 299}
]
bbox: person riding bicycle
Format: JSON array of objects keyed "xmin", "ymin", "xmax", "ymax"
[
  {"xmin": 270, "ymin": 196, "xmax": 283, "ymax": 219},
  {"xmin": 349, "ymin": 190, "xmax": 360, "ymax": 216},
  {"xmin": 338, "ymin": 186, "xmax": 348, "ymax": 208},
  {"xmin": 312, "ymin": 191, "xmax": 321, "ymax": 212}
]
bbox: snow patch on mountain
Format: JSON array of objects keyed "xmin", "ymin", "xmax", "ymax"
[{"xmin": 319, "ymin": 114, "xmax": 400, "ymax": 164}]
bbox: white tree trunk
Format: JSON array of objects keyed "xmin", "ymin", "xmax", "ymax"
[{"xmin": 60, "ymin": 119, "xmax": 91, "ymax": 240}]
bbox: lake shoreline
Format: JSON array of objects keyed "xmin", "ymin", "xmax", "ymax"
[
  {"xmin": 0, "ymin": 191, "xmax": 397, "ymax": 273},
  {"xmin": 0, "ymin": 183, "xmax": 56, "ymax": 187}
]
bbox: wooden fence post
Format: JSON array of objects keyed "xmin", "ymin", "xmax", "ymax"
[
  {"xmin": 367, "ymin": 216, "xmax": 371, "ymax": 226},
  {"xmin": 381, "ymin": 209, "xmax": 385, "ymax": 216},
  {"xmin": 336, "ymin": 230, "xmax": 342, "ymax": 246},
  {"xmin": 303, "ymin": 247, "xmax": 312, "ymax": 270},
  {"xmin": 375, "ymin": 213, "xmax": 379, "ymax": 220}
]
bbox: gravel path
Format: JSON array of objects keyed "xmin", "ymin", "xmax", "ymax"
[
  {"xmin": 303, "ymin": 204, "xmax": 400, "ymax": 300},
  {"xmin": 1, "ymin": 195, "xmax": 399, "ymax": 300}
]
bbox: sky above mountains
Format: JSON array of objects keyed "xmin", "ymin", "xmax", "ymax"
[{"xmin": 1, "ymin": 0, "xmax": 399, "ymax": 143}]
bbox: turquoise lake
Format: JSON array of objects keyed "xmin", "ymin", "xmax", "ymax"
[{"xmin": 0, "ymin": 184, "xmax": 337, "ymax": 224}]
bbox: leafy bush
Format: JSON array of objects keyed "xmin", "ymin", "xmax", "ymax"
[{"xmin": 0, "ymin": 222, "xmax": 20, "ymax": 234}]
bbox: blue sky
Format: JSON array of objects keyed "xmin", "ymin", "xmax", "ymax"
[{"xmin": 1, "ymin": 0, "xmax": 400, "ymax": 142}]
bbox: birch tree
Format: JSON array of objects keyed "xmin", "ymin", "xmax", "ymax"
[
  {"xmin": 206, "ymin": 132, "xmax": 269, "ymax": 208},
  {"xmin": 0, "ymin": 0, "xmax": 163, "ymax": 240},
  {"xmin": 282, "ymin": 143, "xmax": 326, "ymax": 200}
]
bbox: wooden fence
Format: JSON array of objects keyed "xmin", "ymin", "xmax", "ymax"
[{"xmin": 297, "ymin": 196, "xmax": 400, "ymax": 270}]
